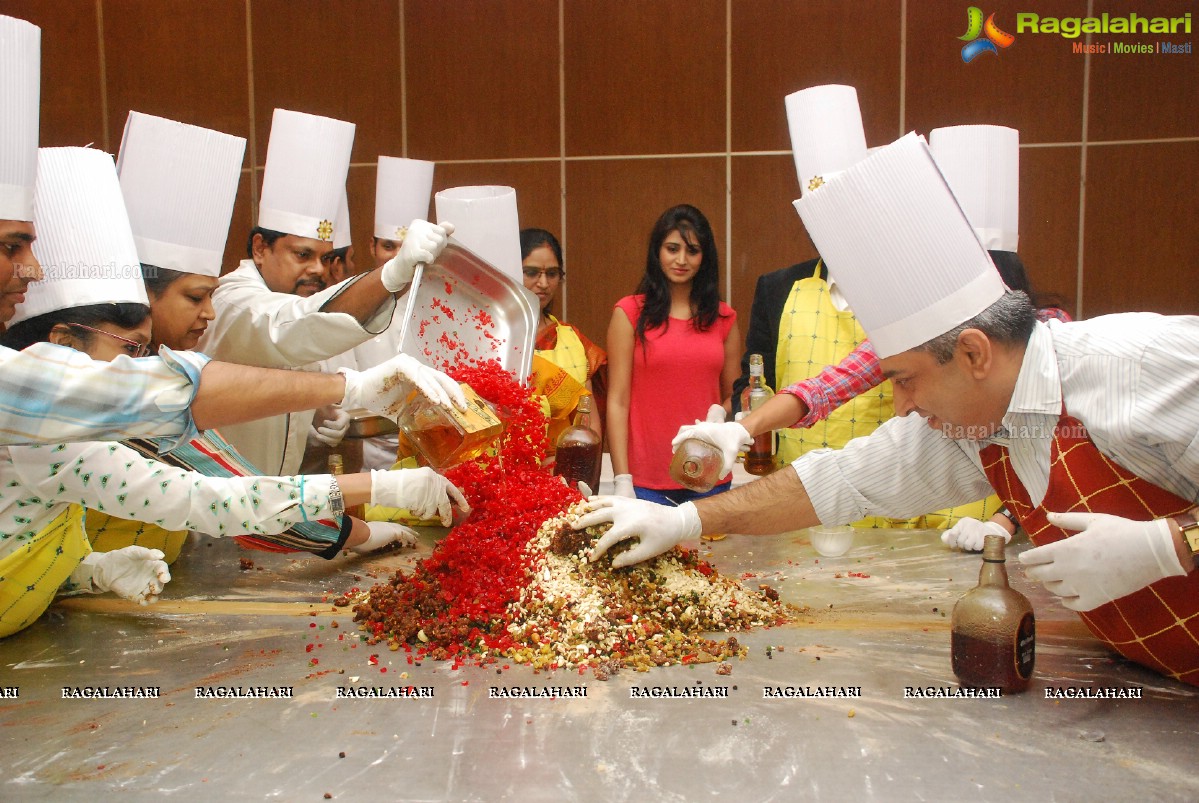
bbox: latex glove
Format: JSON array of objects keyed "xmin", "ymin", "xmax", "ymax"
[
  {"xmin": 370, "ymin": 467, "xmax": 470, "ymax": 526},
  {"xmin": 1018, "ymin": 511, "xmax": 1186, "ymax": 612},
  {"xmin": 74, "ymin": 547, "xmax": 171, "ymax": 605},
  {"xmin": 613, "ymin": 474, "xmax": 636, "ymax": 499},
  {"xmin": 308, "ymin": 405, "xmax": 351, "ymax": 448},
  {"xmin": 339, "ymin": 353, "xmax": 467, "ymax": 416},
  {"xmin": 380, "ymin": 219, "xmax": 455, "ymax": 292},
  {"xmin": 670, "ymin": 405, "xmax": 751, "ymax": 479},
  {"xmin": 351, "ymin": 521, "xmax": 420, "ymax": 553},
  {"xmin": 576, "ymin": 497, "xmax": 702, "ymax": 569},
  {"xmin": 942, "ymin": 517, "xmax": 1010, "ymax": 552},
  {"xmin": 558, "ymin": 476, "xmax": 594, "ymax": 498}
]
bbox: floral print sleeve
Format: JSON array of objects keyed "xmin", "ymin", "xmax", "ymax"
[{"xmin": 2, "ymin": 442, "xmax": 335, "ymax": 541}]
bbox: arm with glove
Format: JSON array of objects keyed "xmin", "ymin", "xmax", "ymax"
[{"xmin": 1018, "ymin": 510, "xmax": 1196, "ymax": 611}]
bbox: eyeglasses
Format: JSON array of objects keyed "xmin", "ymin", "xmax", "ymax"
[
  {"xmin": 69, "ymin": 323, "xmax": 150, "ymax": 358},
  {"xmin": 522, "ymin": 267, "xmax": 563, "ymax": 281}
]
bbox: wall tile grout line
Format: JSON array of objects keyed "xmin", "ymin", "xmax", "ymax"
[
  {"xmin": 558, "ymin": 0, "xmax": 568, "ymax": 322},
  {"xmin": 95, "ymin": 0, "xmax": 109, "ymax": 152},
  {"xmin": 898, "ymin": 0, "xmax": 908, "ymax": 136},
  {"xmin": 725, "ymin": 0, "xmax": 733, "ymax": 305},
  {"xmin": 244, "ymin": 0, "xmax": 259, "ymax": 225},
  {"xmin": 399, "ymin": 0, "xmax": 407, "ymax": 157},
  {"xmin": 1075, "ymin": 0, "xmax": 1096, "ymax": 319}
]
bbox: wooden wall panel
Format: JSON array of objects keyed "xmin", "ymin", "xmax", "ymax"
[
  {"xmin": 431, "ymin": 160, "xmax": 561, "ymax": 253},
  {"xmin": 250, "ymin": 0, "xmax": 402, "ymax": 164},
  {"xmin": 906, "ymin": 0, "xmax": 1088, "ymax": 143},
  {"xmin": 102, "ymin": 0, "xmax": 249, "ymax": 154},
  {"xmin": 564, "ymin": 0, "xmax": 725, "ymax": 157},
  {"xmin": 1087, "ymin": 0, "xmax": 1199, "ymax": 141},
  {"xmin": 1082, "ymin": 142, "xmax": 1199, "ymax": 316},
  {"xmin": 3, "ymin": 0, "xmax": 106, "ymax": 148},
  {"xmin": 221, "ymin": 170, "xmax": 255, "ymax": 273},
  {"xmin": 406, "ymin": 0, "xmax": 558, "ymax": 161},
  {"xmin": 731, "ymin": 0, "xmax": 902, "ymax": 152},
  {"xmin": 1018, "ymin": 146, "xmax": 1081, "ymax": 315}
]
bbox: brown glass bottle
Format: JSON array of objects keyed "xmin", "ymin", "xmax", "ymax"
[
  {"xmin": 553, "ymin": 394, "xmax": 602, "ymax": 492},
  {"xmin": 740, "ymin": 354, "xmax": 776, "ymax": 476},
  {"xmin": 669, "ymin": 438, "xmax": 725, "ymax": 493},
  {"xmin": 327, "ymin": 453, "xmax": 364, "ymax": 521},
  {"xmin": 951, "ymin": 534, "xmax": 1035, "ymax": 693}
]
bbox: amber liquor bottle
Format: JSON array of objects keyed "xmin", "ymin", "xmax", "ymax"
[
  {"xmin": 553, "ymin": 394, "xmax": 602, "ymax": 492},
  {"xmin": 741, "ymin": 353, "xmax": 776, "ymax": 476},
  {"xmin": 951, "ymin": 534, "xmax": 1035, "ymax": 693}
]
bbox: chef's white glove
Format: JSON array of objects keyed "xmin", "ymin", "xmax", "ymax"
[
  {"xmin": 308, "ymin": 405, "xmax": 351, "ymax": 448},
  {"xmin": 558, "ymin": 476, "xmax": 594, "ymax": 498},
  {"xmin": 339, "ymin": 353, "xmax": 466, "ymax": 416},
  {"xmin": 942, "ymin": 517, "xmax": 1010, "ymax": 552},
  {"xmin": 577, "ymin": 497, "xmax": 702, "ymax": 569},
  {"xmin": 370, "ymin": 467, "xmax": 470, "ymax": 526},
  {"xmin": 1018, "ymin": 511, "xmax": 1187, "ymax": 612},
  {"xmin": 670, "ymin": 403, "xmax": 751, "ymax": 479},
  {"xmin": 351, "ymin": 521, "xmax": 420, "ymax": 554},
  {"xmin": 71, "ymin": 546, "xmax": 171, "ymax": 605},
  {"xmin": 612, "ymin": 474, "xmax": 636, "ymax": 499},
  {"xmin": 379, "ymin": 219, "xmax": 455, "ymax": 292}
]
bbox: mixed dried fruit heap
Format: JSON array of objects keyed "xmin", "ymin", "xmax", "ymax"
[{"xmin": 353, "ymin": 360, "xmax": 791, "ymax": 672}]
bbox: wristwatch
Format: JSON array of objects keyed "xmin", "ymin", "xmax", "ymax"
[
  {"xmin": 328, "ymin": 477, "xmax": 346, "ymax": 518},
  {"xmin": 997, "ymin": 507, "xmax": 1020, "ymax": 530},
  {"xmin": 1174, "ymin": 510, "xmax": 1199, "ymax": 566}
]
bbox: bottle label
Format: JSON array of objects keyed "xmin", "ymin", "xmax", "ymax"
[{"xmin": 1014, "ymin": 612, "xmax": 1036, "ymax": 680}]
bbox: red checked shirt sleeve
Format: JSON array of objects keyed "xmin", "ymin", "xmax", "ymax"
[{"xmin": 778, "ymin": 340, "xmax": 884, "ymax": 429}]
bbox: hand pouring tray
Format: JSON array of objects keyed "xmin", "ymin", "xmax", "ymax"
[{"xmin": 397, "ymin": 242, "xmax": 538, "ymax": 383}]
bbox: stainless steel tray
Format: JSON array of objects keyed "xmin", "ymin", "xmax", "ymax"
[{"xmin": 396, "ymin": 242, "xmax": 538, "ymax": 383}]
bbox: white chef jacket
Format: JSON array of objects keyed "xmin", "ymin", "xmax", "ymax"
[
  {"xmin": 795, "ymin": 313, "xmax": 1199, "ymax": 525},
  {"xmin": 198, "ymin": 260, "xmax": 396, "ymax": 475},
  {"xmin": 351, "ymin": 306, "xmax": 405, "ymax": 469},
  {"xmin": 0, "ymin": 441, "xmax": 336, "ymax": 563}
]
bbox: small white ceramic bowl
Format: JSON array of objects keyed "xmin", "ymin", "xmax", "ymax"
[{"xmin": 809, "ymin": 525, "xmax": 855, "ymax": 557}]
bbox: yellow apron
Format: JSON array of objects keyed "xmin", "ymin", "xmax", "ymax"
[
  {"xmin": 0, "ymin": 505, "xmax": 90, "ymax": 638},
  {"xmin": 774, "ymin": 264, "xmax": 998, "ymax": 529},
  {"xmin": 86, "ymin": 513, "xmax": 188, "ymax": 565}
]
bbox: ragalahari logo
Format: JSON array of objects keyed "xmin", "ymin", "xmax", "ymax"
[{"xmin": 959, "ymin": 7, "xmax": 1016, "ymax": 62}]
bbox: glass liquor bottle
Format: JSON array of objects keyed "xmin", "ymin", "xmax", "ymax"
[
  {"xmin": 397, "ymin": 382, "xmax": 504, "ymax": 470},
  {"xmin": 669, "ymin": 437, "xmax": 725, "ymax": 493},
  {"xmin": 553, "ymin": 394, "xmax": 602, "ymax": 493},
  {"xmin": 740, "ymin": 354, "xmax": 776, "ymax": 476},
  {"xmin": 327, "ymin": 453, "xmax": 364, "ymax": 521},
  {"xmin": 951, "ymin": 534, "xmax": 1035, "ymax": 693}
]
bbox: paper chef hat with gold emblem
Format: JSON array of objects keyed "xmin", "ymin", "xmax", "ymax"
[
  {"xmin": 116, "ymin": 111, "xmax": 247, "ymax": 277},
  {"xmin": 794, "ymin": 133, "xmax": 1005, "ymax": 359},
  {"xmin": 257, "ymin": 109, "xmax": 354, "ymax": 243},
  {"xmin": 11, "ymin": 148, "xmax": 149, "ymax": 325},
  {"xmin": 785, "ymin": 84, "xmax": 868, "ymax": 196},
  {"xmin": 375, "ymin": 156, "xmax": 434, "ymax": 241},
  {"xmin": 0, "ymin": 16, "xmax": 40, "ymax": 221},
  {"xmin": 929, "ymin": 124, "xmax": 1019, "ymax": 253},
  {"xmin": 333, "ymin": 189, "xmax": 351, "ymax": 250},
  {"xmin": 434, "ymin": 185, "xmax": 521, "ymax": 282}
]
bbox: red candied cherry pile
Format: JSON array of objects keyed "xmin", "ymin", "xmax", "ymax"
[{"xmin": 353, "ymin": 359, "xmax": 580, "ymax": 665}]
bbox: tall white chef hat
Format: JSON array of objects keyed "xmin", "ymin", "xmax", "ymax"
[
  {"xmin": 929, "ymin": 124, "xmax": 1019, "ymax": 252},
  {"xmin": 257, "ymin": 109, "xmax": 354, "ymax": 243},
  {"xmin": 784, "ymin": 84, "xmax": 868, "ymax": 196},
  {"xmin": 435, "ymin": 185, "xmax": 521, "ymax": 282},
  {"xmin": 375, "ymin": 156, "xmax": 434, "ymax": 241},
  {"xmin": 0, "ymin": 16, "xmax": 40, "ymax": 222},
  {"xmin": 11, "ymin": 147, "xmax": 149, "ymax": 325},
  {"xmin": 333, "ymin": 188, "xmax": 351, "ymax": 249},
  {"xmin": 793, "ymin": 132, "xmax": 1005, "ymax": 359},
  {"xmin": 116, "ymin": 111, "xmax": 247, "ymax": 277}
]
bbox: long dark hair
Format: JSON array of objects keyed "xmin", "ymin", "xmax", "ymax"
[
  {"xmin": 988, "ymin": 250, "xmax": 1069, "ymax": 315},
  {"xmin": 0, "ymin": 302, "xmax": 151, "ymax": 351},
  {"xmin": 634, "ymin": 204, "xmax": 722, "ymax": 345}
]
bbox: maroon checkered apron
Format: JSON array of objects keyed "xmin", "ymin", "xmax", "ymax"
[{"xmin": 981, "ymin": 413, "xmax": 1199, "ymax": 685}]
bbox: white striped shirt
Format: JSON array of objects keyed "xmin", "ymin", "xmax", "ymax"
[{"xmin": 795, "ymin": 314, "xmax": 1199, "ymax": 525}]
